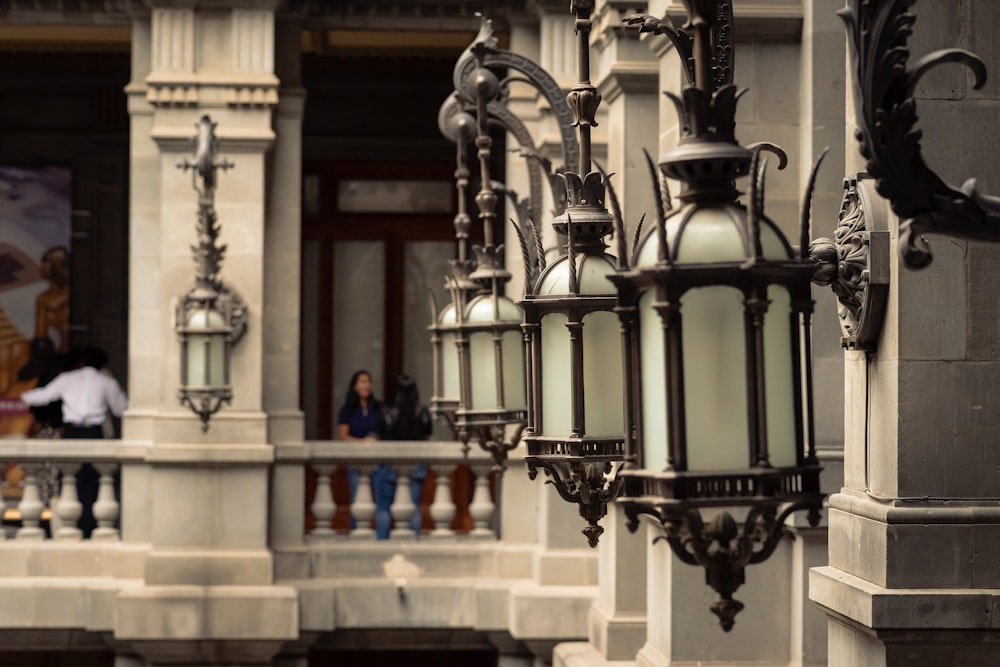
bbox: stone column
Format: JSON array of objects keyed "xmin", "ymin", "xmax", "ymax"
[
  {"xmin": 810, "ymin": 3, "xmax": 1000, "ymax": 664},
  {"xmin": 119, "ymin": 2, "xmax": 298, "ymax": 663},
  {"xmin": 591, "ymin": 0, "xmax": 657, "ymax": 244}
]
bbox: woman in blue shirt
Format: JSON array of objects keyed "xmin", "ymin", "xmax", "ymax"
[
  {"xmin": 337, "ymin": 369, "xmax": 392, "ymax": 537},
  {"xmin": 337, "ymin": 369, "xmax": 381, "ymax": 441}
]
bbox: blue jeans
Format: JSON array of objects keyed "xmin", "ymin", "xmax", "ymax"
[{"xmin": 357, "ymin": 464, "xmax": 426, "ymax": 539}]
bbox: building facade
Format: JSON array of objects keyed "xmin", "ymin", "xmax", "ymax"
[{"xmin": 0, "ymin": 0, "xmax": 997, "ymax": 665}]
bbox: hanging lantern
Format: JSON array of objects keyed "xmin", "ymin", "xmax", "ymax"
[
  {"xmin": 432, "ymin": 95, "xmax": 479, "ymax": 434},
  {"xmin": 451, "ymin": 56, "xmax": 527, "ymax": 469},
  {"xmin": 175, "ymin": 115, "xmax": 247, "ymax": 431},
  {"xmin": 520, "ymin": 0, "xmax": 628, "ymax": 548},
  {"xmin": 611, "ymin": 3, "xmax": 825, "ymax": 631}
]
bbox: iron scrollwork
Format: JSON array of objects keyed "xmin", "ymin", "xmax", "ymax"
[
  {"xmin": 527, "ymin": 458, "xmax": 624, "ymax": 548},
  {"xmin": 841, "ymin": 0, "xmax": 1000, "ymax": 269},
  {"xmin": 810, "ymin": 174, "xmax": 890, "ymax": 351},
  {"xmin": 624, "ymin": 500, "xmax": 819, "ymax": 632}
]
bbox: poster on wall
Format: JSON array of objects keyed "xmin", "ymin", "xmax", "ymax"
[{"xmin": 0, "ymin": 166, "xmax": 72, "ymax": 437}]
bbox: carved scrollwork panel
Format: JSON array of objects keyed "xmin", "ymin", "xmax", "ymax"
[{"xmin": 810, "ymin": 174, "xmax": 890, "ymax": 352}]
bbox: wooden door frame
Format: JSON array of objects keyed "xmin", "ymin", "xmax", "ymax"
[{"xmin": 302, "ymin": 160, "xmax": 465, "ymax": 438}]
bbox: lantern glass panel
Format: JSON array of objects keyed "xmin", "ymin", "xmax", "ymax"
[
  {"xmin": 468, "ymin": 329, "xmax": 525, "ymax": 410},
  {"xmin": 469, "ymin": 331, "xmax": 497, "ymax": 410},
  {"xmin": 582, "ymin": 310, "xmax": 624, "ymax": 436},
  {"xmin": 681, "ymin": 285, "xmax": 749, "ymax": 471},
  {"xmin": 185, "ymin": 309, "xmax": 227, "ymax": 389},
  {"xmin": 441, "ymin": 330, "xmax": 460, "ymax": 399},
  {"xmin": 764, "ymin": 285, "xmax": 798, "ymax": 467},
  {"xmin": 501, "ymin": 329, "xmax": 526, "ymax": 410},
  {"xmin": 541, "ymin": 312, "xmax": 572, "ymax": 435},
  {"xmin": 639, "ymin": 289, "xmax": 669, "ymax": 470}
]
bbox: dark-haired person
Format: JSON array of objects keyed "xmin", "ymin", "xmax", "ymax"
[
  {"xmin": 337, "ymin": 370, "xmax": 382, "ymax": 442},
  {"xmin": 381, "ymin": 374, "xmax": 433, "ymax": 533},
  {"xmin": 336, "ymin": 370, "xmax": 390, "ymax": 535},
  {"xmin": 21, "ymin": 346, "xmax": 127, "ymax": 537}
]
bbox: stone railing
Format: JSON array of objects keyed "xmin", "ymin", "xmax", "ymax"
[
  {"xmin": 0, "ymin": 438, "xmax": 144, "ymax": 541},
  {"xmin": 306, "ymin": 440, "xmax": 497, "ymax": 541}
]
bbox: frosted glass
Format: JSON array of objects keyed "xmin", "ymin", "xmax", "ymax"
[
  {"xmin": 469, "ymin": 329, "xmax": 526, "ymax": 411},
  {"xmin": 501, "ymin": 329, "xmax": 526, "ymax": 410},
  {"xmin": 675, "ymin": 208, "xmax": 746, "ymax": 263},
  {"xmin": 185, "ymin": 333, "xmax": 225, "ymax": 388},
  {"xmin": 764, "ymin": 286, "xmax": 797, "ymax": 467},
  {"xmin": 583, "ymin": 310, "xmax": 624, "ymax": 436},
  {"xmin": 333, "ymin": 241, "xmax": 385, "ymax": 411},
  {"xmin": 639, "ymin": 290, "xmax": 669, "ymax": 470},
  {"xmin": 469, "ymin": 331, "xmax": 496, "ymax": 410},
  {"xmin": 440, "ymin": 331, "xmax": 459, "ymax": 399},
  {"xmin": 541, "ymin": 312, "xmax": 572, "ymax": 435},
  {"xmin": 681, "ymin": 286, "xmax": 749, "ymax": 471}
]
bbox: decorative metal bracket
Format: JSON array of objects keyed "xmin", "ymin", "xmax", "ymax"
[
  {"xmin": 527, "ymin": 458, "xmax": 624, "ymax": 548},
  {"xmin": 624, "ymin": 499, "xmax": 821, "ymax": 632},
  {"xmin": 841, "ymin": 0, "xmax": 1000, "ymax": 269},
  {"xmin": 810, "ymin": 174, "xmax": 890, "ymax": 351},
  {"xmin": 459, "ymin": 421, "xmax": 525, "ymax": 474}
]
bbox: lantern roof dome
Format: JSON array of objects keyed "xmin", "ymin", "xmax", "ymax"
[
  {"xmin": 465, "ymin": 292, "xmax": 523, "ymax": 324},
  {"xmin": 437, "ymin": 301, "xmax": 458, "ymax": 325},
  {"xmin": 535, "ymin": 252, "xmax": 617, "ymax": 296},
  {"xmin": 634, "ymin": 202, "xmax": 794, "ymax": 267}
]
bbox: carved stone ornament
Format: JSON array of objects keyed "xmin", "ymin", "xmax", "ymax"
[{"xmin": 810, "ymin": 174, "xmax": 889, "ymax": 352}]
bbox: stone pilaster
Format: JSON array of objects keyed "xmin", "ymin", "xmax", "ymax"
[
  {"xmin": 592, "ymin": 0, "xmax": 657, "ymax": 241},
  {"xmin": 810, "ymin": 3, "xmax": 1000, "ymax": 664},
  {"xmin": 119, "ymin": 2, "xmax": 298, "ymax": 663}
]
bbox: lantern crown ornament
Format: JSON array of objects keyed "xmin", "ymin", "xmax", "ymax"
[
  {"xmin": 612, "ymin": 2, "xmax": 827, "ymax": 631},
  {"xmin": 175, "ymin": 115, "xmax": 247, "ymax": 431}
]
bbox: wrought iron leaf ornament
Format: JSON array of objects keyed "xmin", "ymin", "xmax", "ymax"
[{"xmin": 840, "ymin": 0, "xmax": 1000, "ymax": 268}]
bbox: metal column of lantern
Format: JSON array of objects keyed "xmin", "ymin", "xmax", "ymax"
[
  {"xmin": 451, "ymin": 48, "xmax": 527, "ymax": 471},
  {"xmin": 175, "ymin": 115, "xmax": 248, "ymax": 431},
  {"xmin": 520, "ymin": 0, "xmax": 629, "ymax": 548},
  {"xmin": 431, "ymin": 93, "xmax": 480, "ymax": 435},
  {"xmin": 610, "ymin": 2, "xmax": 825, "ymax": 631}
]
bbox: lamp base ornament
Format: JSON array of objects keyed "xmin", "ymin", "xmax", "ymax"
[{"xmin": 623, "ymin": 499, "xmax": 822, "ymax": 631}]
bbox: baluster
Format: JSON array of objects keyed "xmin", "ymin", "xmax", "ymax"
[
  {"xmin": 54, "ymin": 462, "xmax": 83, "ymax": 541},
  {"xmin": 91, "ymin": 463, "xmax": 120, "ymax": 541},
  {"xmin": 428, "ymin": 464, "xmax": 456, "ymax": 539},
  {"xmin": 351, "ymin": 464, "xmax": 376, "ymax": 540},
  {"xmin": 309, "ymin": 464, "xmax": 336, "ymax": 541},
  {"xmin": 468, "ymin": 464, "xmax": 496, "ymax": 539},
  {"xmin": 16, "ymin": 463, "xmax": 45, "ymax": 540},
  {"xmin": 390, "ymin": 465, "xmax": 417, "ymax": 540}
]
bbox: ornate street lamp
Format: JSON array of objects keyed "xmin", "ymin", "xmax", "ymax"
[
  {"xmin": 520, "ymin": 0, "xmax": 631, "ymax": 548},
  {"xmin": 451, "ymin": 47, "xmax": 528, "ymax": 471},
  {"xmin": 175, "ymin": 115, "xmax": 247, "ymax": 431},
  {"xmin": 431, "ymin": 94, "xmax": 479, "ymax": 434},
  {"xmin": 610, "ymin": 3, "xmax": 825, "ymax": 631}
]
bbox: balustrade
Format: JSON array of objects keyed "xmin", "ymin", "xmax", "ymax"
[
  {"xmin": 0, "ymin": 439, "xmax": 131, "ymax": 542},
  {"xmin": 307, "ymin": 441, "xmax": 497, "ymax": 542}
]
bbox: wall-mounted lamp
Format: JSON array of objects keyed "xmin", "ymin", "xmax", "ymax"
[{"xmin": 175, "ymin": 115, "xmax": 247, "ymax": 431}]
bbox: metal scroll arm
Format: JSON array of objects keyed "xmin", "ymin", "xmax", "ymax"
[{"xmin": 840, "ymin": 0, "xmax": 1000, "ymax": 269}]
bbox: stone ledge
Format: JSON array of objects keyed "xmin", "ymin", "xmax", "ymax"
[
  {"xmin": 115, "ymin": 585, "xmax": 299, "ymax": 641},
  {"xmin": 554, "ymin": 641, "xmax": 636, "ymax": 667},
  {"xmin": 809, "ymin": 566, "xmax": 999, "ymax": 630},
  {"xmin": 831, "ymin": 489, "xmax": 1000, "ymax": 524}
]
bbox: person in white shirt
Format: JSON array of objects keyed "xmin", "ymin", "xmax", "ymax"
[
  {"xmin": 21, "ymin": 346, "xmax": 127, "ymax": 538},
  {"xmin": 21, "ymin": 346, "xmax": 127, "ymax": 439}
]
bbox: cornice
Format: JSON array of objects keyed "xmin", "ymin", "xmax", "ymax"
[{"xmin": 595, "ymin": 61, "xmax": 659, "ymax": 103}]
